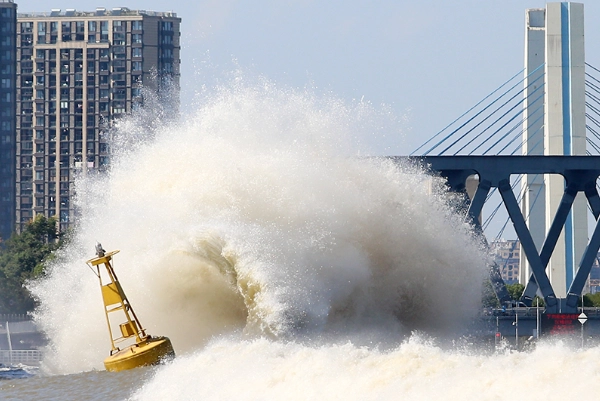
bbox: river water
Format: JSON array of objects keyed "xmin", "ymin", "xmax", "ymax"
[
  {"xmin": 2, "ymin": 76, "xmax": 600, "ymax": 400},
  {"xmin": 3, "ymin": 339, "xmax": 600, "ymax": 400}
]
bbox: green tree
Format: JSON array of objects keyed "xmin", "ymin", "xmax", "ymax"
[
  {"xmin": 531, "ymin": 295, "xmax": 545, "ymax": 307},
  {"xmin": 583, "ymin": 293, "xmax": 600, "ymax": 307},
  {"xmin": 0, "ymin": 215, "xmax": 63, "ymax": 314},
  {"xmin": 482, "ymin": 280, "xmax": 500, "ymax": 308},
  {"xmin": 506, "ymin": 283, "xmax": 525, "ymax": 301}
]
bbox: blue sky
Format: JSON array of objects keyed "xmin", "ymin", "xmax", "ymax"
[{"xmin": 14, "ymin": 1, "xmax": 600, "ymax": 156}]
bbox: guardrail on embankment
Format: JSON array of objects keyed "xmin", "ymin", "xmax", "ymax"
[{"xmin": 0, "ymin": 350, "xmax": 42, "ymax": 366}]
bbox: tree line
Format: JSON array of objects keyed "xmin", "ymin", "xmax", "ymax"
[
  {"xmin": 0, "ymin": 215, "xmax": 63, "ymax": 314},
  {"xmin": 483, "ymin": 281, "xmax": 600, "ymax": 308}
]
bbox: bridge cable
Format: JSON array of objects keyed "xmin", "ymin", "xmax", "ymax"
[
  {"xmin": 586, "ymin": 124, "xmax": 600, "ymax": 151},
  {"xmin": 420, "ymin": 66, "xmax": 543, "ymax": 155},
  {"xmin": 587, "ymin": 137, "xmax": 600, "ymax": 154},
  {"xmin": 410, "ymin": 68, "xmax": 525, "ymax": 156},
  {"xmin": 457, "ymin": 98, "xmax": 527, "ymax": 155},
  {"xmin": 511, "ymin": 123, "xmax": 545, "ymax": 156},
  {"xmin": 460, "ymin": 85, "xmax": 544, "ymax": 155},
  {"xmin": 585, "ymin": 72, "xmax": 600, "ymax": 87},
  {"xmin": 586, "ymin": 62, "xmax": 600, "ymax": 76},
  {"xmin": 586, "ymin": 99, "xmax": 600, "ymax": 118},
  {"xmin": 586, "ymin": 81, "xmax": 600, "ymax": 96},
  {"xmin": 586, "ymin": 87, "xmax": 600, "ymax": 104},
  {"xmin": 436, "ymin": 73, "xmax": 545, "ymax": 155},
  {"xmin": 481, "ymin": 89, "xmax": 546, "ymax": 155},
  {"xmin": 497, "ymin": 107, "xmax": 545, "ymax": 155},
  {"xmin": 585, "ymin": 84, "xmax": 600, "ymax": 104}
]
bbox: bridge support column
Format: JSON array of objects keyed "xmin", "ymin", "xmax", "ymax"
[
  {"xmin": 521, "ymin": 7, "xmax": 546, "ymax": 288},
  {"xmin": 522, "ymin": 2, "xmax": 587, "ymax": 298}
]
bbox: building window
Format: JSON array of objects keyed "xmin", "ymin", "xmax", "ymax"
[
  {"xmin": 22, "ymin": 142, "xmax": 33, "ymax": 154},
  {"xmin": 21, "ymin": 22, "xmax": 33, "ymax": 33},
  {"xmin": 37, "ymin": 21, "xmax": 47, "ymax": 44},
  {"xmin": 0, "ymin": 50, "xmax": 11, "ymax": 61},
  {"xmin": 61, "ymin": 21, "xmax": 71, "ymax": 42},
  {"xmin": 100, "ymin": 21, "xmax": 108, "ymax": 42},
  {"xmin": 132, "ymin": 21, "xmax": 142, "ymax": 30},
  {"xmin": 113, "ymin": 32, "xmax": 125, "ymax": 45},
  {"xmin": 132, "ymin": 34, "xmax": 142, "ymax": 44},
  {"xmin": 21, "ymin": 76, "xmax": 32, "ymax": 87}
]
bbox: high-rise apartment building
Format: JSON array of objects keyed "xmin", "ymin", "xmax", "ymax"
[
  {"xmin": 0, "ymin": 0, "xmax": 17, "ymax": 241},
  {"xmin": 14, "ymin": 7, "xmax": 180, "ymax": 233}
]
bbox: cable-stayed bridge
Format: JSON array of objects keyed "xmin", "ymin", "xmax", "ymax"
[{"xmin": 399, "ymin": 3, "xmax": 600, "ymax": 318}]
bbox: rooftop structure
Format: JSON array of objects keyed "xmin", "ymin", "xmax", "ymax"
[{"xmin": 18, "ymin": 7, "xmax": 177, "ymax": 19}]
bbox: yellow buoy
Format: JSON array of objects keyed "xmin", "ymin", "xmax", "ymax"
[{"xmin": 86, "ymin": 243, "xmax": 175, "ymax": 372}]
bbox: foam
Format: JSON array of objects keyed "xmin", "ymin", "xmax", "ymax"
[{"xmin": 29, "ymin": 76, "xmax": 487, "ymax": 375}]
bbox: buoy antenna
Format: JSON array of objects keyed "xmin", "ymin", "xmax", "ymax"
[{"xmin": 95, "ymin": 242, "xmax": 106, "ymax": 257}]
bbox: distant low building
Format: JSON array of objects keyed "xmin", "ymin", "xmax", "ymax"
[
  {"xmin": 490, "ymin": 239, "xmax": 521, "ymax": 284},
  {"xmin": 589, "ymin": 253, "xmax": 600, "ymax": 294},
  {"xmin": 492, "ymin": 239, "xmax": 600, "ymax": 293}
]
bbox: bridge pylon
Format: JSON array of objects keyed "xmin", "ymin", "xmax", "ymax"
[{"xmin": 521, "ymin": 2, "xmax": 588, "ymax": 303}]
